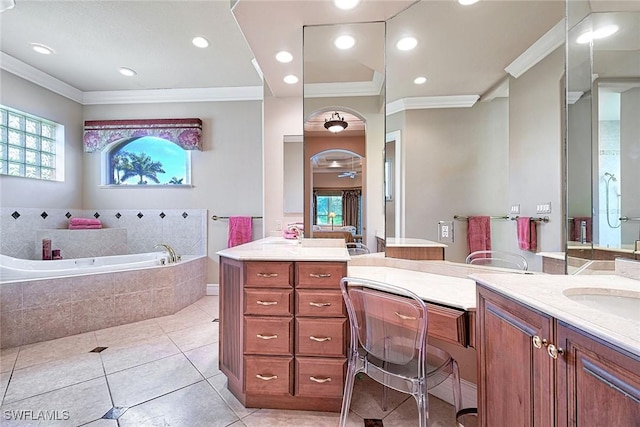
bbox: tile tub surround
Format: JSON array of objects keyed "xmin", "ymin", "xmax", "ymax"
[
  {"xmin": 0, "ymin": 256, "xmax": 206, "ymax": 349},
  {"xmin": 35, "ymin": 228, "xmax": 128, "ymax": 260}
]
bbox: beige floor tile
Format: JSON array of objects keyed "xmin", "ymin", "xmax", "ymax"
[
  {"xmin": 184, "ymin": 343, "xmax": 221, "ymax": 378},
  {"xmin": 100, "ymin": 334, "xmax": 181, "ymax": 374},
  {"xmin": 1, "ymin": 371, "xmax": 11, "ymax": 404},
  {"xmin": 118, "ymin": 380, "xmax": 239, "ymax": 427},
  {"xmin": 154, "ymin": 305, "xmax": 214, "ymax": 333},
  {"xmin": 94, "ymin": 318, "xmax": 166, "ymax": 347},
  {"xmin": 167, "ymin": 321, "xmax": 218, "ymax": 352},
  {"xmin": 15, "ymin": 332, "xmax": 98, "ymax": 369},
  {"xmin": 107, "ymin": 353, "xmax": 203, "ymax": 407},
  {"xmin": 0, "ymin": 347, "xmax": 19, "ymax": 373},
  {"xmin": 4, "ymin": 352, "xmax": 104, "ymax": 404},
  {"xmin": 382, "ymin": 394, "xmax": 457, "ymax": 427},
  {"xmin": 348, "ymin": 374, "xmax": 411, "ymax": 420},
  {"xmin": 241, "ymin": 409, "xmax": 363, "ymax": 427},
  {"xmin": 0, "ymin": 376, "xmax": 112, "ymax": 427},
  {"xmin": 207, "ymin": 375, "xmax": 259, "ymax": 419},
  {"xmin": 193, "ymin": 296, "xmax": 219, "ymax": 317},
  {"xmin": 82, "ymin": 419, "xmax": 119, "ymax": 427}
]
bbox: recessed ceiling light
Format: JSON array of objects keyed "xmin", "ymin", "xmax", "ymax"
[
  {"xmin": 333, "ymin": 0, "xmax": 360, "ymax": 10},
  {"xmin": 119, "ymin": 67, "xmax": 137, "ymax": 77},
  {"xmin": 284, "ymin": 75, "xmax": 298, "ymax": 84},
  {"xmin": 275, "ymin": 51, "xmax": 293, "ymax": 63},
  {"xmin": 396, "ymin": 37, "xmax": 417, "ymax": 51},
  {"xmin": 414, "ymin": 76, "xmax": 427, "ymax": 85},
  {"xmin": 30, "ymin": 43, "xmax": 54, "ymax": 55},
  {"xmin": 576, "ymin": 25, "xmax": 619, "ymax": 44},
  {"xmin": 458, "ymin": 0, "xmax": 480, "ymax": 5},
  {"xmin": 334, "ymin": 35, "xmax": 356, "ymax": 50},
  {"xmin": 192, "ymin": 36, "xmax": 209, "ymax": 48}
]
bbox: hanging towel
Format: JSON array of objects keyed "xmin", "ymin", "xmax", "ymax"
[
  {"xmin": 570, "ymin": 217, "xmax": 592, "ymax": 243},
  {"xmin": 228, "ymin": 216, "xmax": 253, "ymax": 248},
  {"xmin": 517, "ymin": 217, "xmax": 537, "ymax": 251},
  {"xmin": 467, "ymin": 216, "xmax": 492, "ymax": 256}
]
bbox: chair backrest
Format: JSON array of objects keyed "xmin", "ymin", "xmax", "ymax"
[
  {"xmin": 340, "ymin": 277, "xmax": 428, "ymax": 366},
  {"xmin": 341, "ymin": 225, "xmax": 357, "ymax": 235},
  {"xmin": 465, "ymin": 250, "xmax": 528, "ymax": 271},
  {"xmin": 346, "ymin": 242, "xmax": 370, "ymax": 255}
]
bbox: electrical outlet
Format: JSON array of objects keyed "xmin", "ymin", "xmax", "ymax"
[
  {"xmin": 438, "ymin": 221, "xmax": 454, "ymax": 243},
  {"xmin": 275, "ymin": 220, "xmax": 282, "ymax": 231}
]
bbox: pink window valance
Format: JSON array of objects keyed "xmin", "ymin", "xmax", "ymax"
[{"xmin": 83, "ymin": 118, "xmax": 203, "ymax": 152}]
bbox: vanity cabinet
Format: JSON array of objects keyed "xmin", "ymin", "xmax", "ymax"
[
  {"xmin": 477, "ymin": 284, "xmax": 640, "ymax": 427},
  {"xmin": 219, "ymin": 257, "xmax": 348, "ymax": 412}
]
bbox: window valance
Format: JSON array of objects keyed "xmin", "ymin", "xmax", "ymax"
[{"xmin": 83, "ymin": 118, "xmax": 202, "ymax": 152}]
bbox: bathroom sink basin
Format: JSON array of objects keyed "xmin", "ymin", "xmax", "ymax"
[{"xmin": 563, "ymin": 288, "xmax": 640, "ymax": 322}]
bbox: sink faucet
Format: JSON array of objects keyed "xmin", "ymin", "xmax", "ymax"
[
  {"xmin": 154, "ymin": 243, "xmax": 177, "ymax": 263},
  {"xmin": 291, "ymin": 225, "xmax": 304, "ymax": 243}
]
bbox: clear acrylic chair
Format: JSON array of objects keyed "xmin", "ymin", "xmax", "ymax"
[
  {"xmin": 465, "ymin": 250, "xmax": 528, "ymax": 271},
  {"xmin": 339, "ymin": 277, "xmax": 462, "ymax": 427},
  {"xmin": 346, "ymin": 242, "xmax": 370, "ymax": 256}
]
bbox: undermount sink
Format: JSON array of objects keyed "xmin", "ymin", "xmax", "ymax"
[{"xmin": 563, "ymin": 288, "xmax": 640, "ymax": 322}]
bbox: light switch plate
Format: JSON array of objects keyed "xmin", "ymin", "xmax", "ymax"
[
  {"xmin": 536, "ymin": 202, "xmax": 551, "ymax": 214},
  {"xmin": 438, "ymin": 221, "xmax": 454, "ymax": 243},
  {"xmin": 510, "ymin": 204, "xmax": 520, "ymax": 215}
]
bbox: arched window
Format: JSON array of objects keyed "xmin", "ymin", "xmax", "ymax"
[{"xmin": 102, "ymin": 136, "xmax": 191, "ymax": 186}]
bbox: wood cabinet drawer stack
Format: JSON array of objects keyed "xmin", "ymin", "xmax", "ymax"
[{"xmin": 219, "ymin": 257, "xmax": 348, "ymax": 412}]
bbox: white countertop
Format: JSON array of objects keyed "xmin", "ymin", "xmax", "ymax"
[
  {"xmin": 385, "ymin": 237, "xmax": 447, "ymax": 248},
  {"xmin": 347, "ymin": 266, "xmax": 476, "ymax": 311},
  {"xmin": 217, "ymin": 237, "xmax": 350, "ymax": 261},
  {"xmin": 471, "ymin": 273, "xmax": 640, "ymax": 356}
]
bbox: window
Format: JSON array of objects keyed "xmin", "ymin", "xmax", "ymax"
[
  {"xmin": 102, "ymin": 136, "xmax": 191, "ymax": 185},
  {"xmin": 316, "ymin": 194, "xmax": 343, "ymax": 225},
  {"xmin": 0, "ymin": 106, "xmax": 64, "ymax": 181}
]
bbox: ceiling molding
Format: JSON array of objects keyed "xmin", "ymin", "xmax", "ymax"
[
  {"xmin": 1, "ymin": 52, "xmax": 263, "ymax": 105},
  {"xmin": 505, "ymin": 18, "xmax": 565, "ymax": 79},
  {"xmin": 480, "ymin": 76, "xmax": 510, "ymax": 102},
  {"xmin": 386, "ymin": 95, "xmax": 480, "ymax": 115},
  {"xmin": 567, "ymin": 91, "xmax": 584, "ymax": 104},
  {"xmin": 1, "ymin": 52, "xmax": 84, "ymax": 104},
  {"xmin": 304, "ymin": 71, "xmax": 384, "ymax": 98}
]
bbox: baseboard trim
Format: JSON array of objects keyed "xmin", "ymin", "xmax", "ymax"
[
  {"xmin": 206, "ymin": 284, "xmax": 219, "ymax": 296},
  {"xmin": 429, "ymin": 377, "xmax": 477, "ymax": 411}
]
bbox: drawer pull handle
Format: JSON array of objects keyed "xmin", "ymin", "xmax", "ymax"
[
  {"xmin": 256, "ymin": 374, "xmax": 278, "ymax": 381},
  {"xmin": 309, "ymin": 302, "xmax": 332, "ymax": 307},
  {"xmin": 309, "ymin": 273, "xmax": 331, "ymax": 278},
  {"xmin": 532, "ymin": 335, "xmax": 547, "ymax": 349},
  {"xmin": 309, "ymin": 376, "xmax": 332, "ymax": 383},
  {"xmin": 395, "ymin": 312, "xmax": 417, "ymax": 321},
  {"xmin": 547, "ymin": 344, "xmax": 564, "ymax": 359},
  {"xmin": 256, "ymin": 300, "xmax": 278, "ymax": 306},
  {"xmin": 256, "ymin": 334, "xmax": 278, "ymax": 340},
  {"xmin": 257, "ymin": 273, "xmax": 278, "ymax": 278},
  {"xmin": 309, "ymin": 336, "xmax": 332, "ymax": 342}
]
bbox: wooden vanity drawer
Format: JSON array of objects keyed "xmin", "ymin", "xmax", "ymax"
[
  {"xmin": 295, "ymin": 357, "xmax": 345, "ymax": 398},
  {"xmin": 296, "ymin": 262, "xmax": 347, "ymax": 289},
  {"xmin": 244, "ymin": 317, "xmax": 293, "ymax": 355},
  {"xmin": 427, "ymin": 303, "xmax": 468, "ymax": 347},
  {"xmin": 295, "ymin": 290, "xmax": 346, "ymax": 317},
  {"xmin": 245, "ymin": 262, "xmax": 293, "ymax": 288},
  {"xmin": 245, "ymin": 356, "xmax": 293, "ymax": 396},
  {"xmin": 245, "ymin": 289, "xmax": 293, "ymax": 316},
  {"xmin": 295, "ymin": 318, "xmax": 347, "ymax": 357}
]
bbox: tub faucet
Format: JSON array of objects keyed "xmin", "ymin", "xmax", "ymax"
[{"xmin": 154, "ymin": 243, "xmax": 177, "ymax": 263}]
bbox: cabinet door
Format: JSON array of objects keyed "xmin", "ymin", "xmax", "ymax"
[
  {"xmin": 557, "ymin": 322, "xmax": 640, "ymax": 427},
  {"xmin": 477, "ymin": 285, "xmax": 555, "ymax": 427}
]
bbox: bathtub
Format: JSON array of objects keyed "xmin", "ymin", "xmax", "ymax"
[
  {"xmin": 0, "ymin": 252, "xmax": 207, "ymax": 349},
  {"xmin": 0, "ymin": 252, "xmax": 170, "ymax": 283}
]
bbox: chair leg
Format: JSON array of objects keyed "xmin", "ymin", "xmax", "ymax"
[
  {"xmin": 415, "ymin": 382, "xmax": 429, "ymax": 427},
  {"xmin": 339, "ymin": 359, "xmax": 358, "ymax": 427},
  {"xmin": 451, "ymin": 360, "xmax": 463, "ymax": 414}
]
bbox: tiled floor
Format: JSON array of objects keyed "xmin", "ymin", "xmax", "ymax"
[{"xmin": 0, "ymin": 296, "xmax": 459, "ymax": 426}]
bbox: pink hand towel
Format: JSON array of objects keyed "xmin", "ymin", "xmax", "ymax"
[
  {"xmin": 70, "ymin": 218, "xmax": 102, "ymax": 226},
  {"xmin": 69, "ymin": 224, "xmax": 102, "ymax": 229},
  {"xmin": 467, "ymin": 216, "xmax": 491, "ymax": 256},
  {"xmin": 228, "ymin": 216, "xmax": 253, "ymax": 248},
  {"xmin": 517, "ymin": 217, "xmax": 537, "ymax": 251}
]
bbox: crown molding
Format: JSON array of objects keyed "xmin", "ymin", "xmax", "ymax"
[
  {"xmin": 1, "ymin": 52, "xmax": 263, "ymax": 105},
  {"xmin": 386, "ymin": 95, "xmax": 480, "ymax": 115},
  {"xmin": 567, "ymin": 91, "xmax": 584, "ymax": 104},
  {"xmin": 480, "ymin": 76, "xmax": 510, "ymax": 102},
  {"xmin": 304, "ymin": 70, "xmax": 384, "ymax": 98},
  {"xmin": 505, "ymin": 18, "xmax": 565, "ymax": 79},
  {"xmin": 1, "ymin": 52, "xmax": 84, "ymax": 103}
]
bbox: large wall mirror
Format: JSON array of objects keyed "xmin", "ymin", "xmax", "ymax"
[
  {"xmin": 567, "ymin": 1, "xmax": 640, "ymax": 271},
  {"xmin": 303, "ymin": 22, "xmax": 386, "ymax": 250},
  {"xmin": 385, "ymin": 1, "xmax": 565, "ymax": 271}
]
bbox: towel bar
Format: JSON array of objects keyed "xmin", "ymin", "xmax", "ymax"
[{"xmin": 211, "ymin": 215, "xmax": 263, "ymax": 221}]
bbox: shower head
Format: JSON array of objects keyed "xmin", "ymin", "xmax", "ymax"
[{"xmin": 604, "ymin": 172, "xmax": 617, "ymax": 182}]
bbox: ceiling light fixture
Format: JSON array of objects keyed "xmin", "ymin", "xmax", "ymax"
[
  {"xmin": 0, "ymin": 0, "xmax": 15, "ymax": 12},
  {"xmin": 396, "ymin": 37, "xmax": 417, "ymax": 51},
  {"xmin": 30, "ymin": 43, "xmax": 54, "ymax": 55},
  {"xmin": 283, "ymin": 74, "xmax": 298, "ymax": 84},
  {"xmin": 324, "ymin": 112, "xmax": 348, "ymax": 133},
  {"xmin": 192, "ymin": 37, "xmax": 209, "ymax": 48},
  {"xmin": 333, "ymin": 0, "xmax": 360, "ymax": 10},
  {"xmin": 458, "ymin": 0, "xmax": 480, "ymax": 5},
  {"xmin": 119, "ymin": 67, "xmax": 137, "ymax": 77},
  {"xmin": 414, "ymin": 76, "xmax": 427, "ymax": 84},
  {"xmin": 334, "ymin": 35, "xmax": 356, "ymax": 50},
  {"xmin": 576, "ymin": 24, "xmax": 619, "ymax": 44},
  {"xmin": 275, "ymin": 51, "xmax": 293, "ymax": 63}
]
